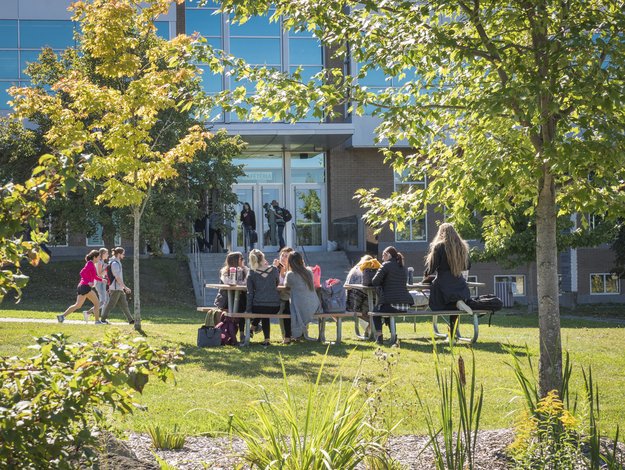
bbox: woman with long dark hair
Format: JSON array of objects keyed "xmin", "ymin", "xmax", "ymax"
[
  {"xmin": 424, "ymin": 222, "xmax": 472, "ymax": 334},
  {"xmin": 58, "ymin": 250, "xmax": 104, "ymax": 324},
  {"xmin": 285, "ymin": 251, "xmax": 321, "ymax": 341},
  {"xmin": 240, "ymin": 202, "xmax": 256, "ymax": 252},
  {"xmin": 371, "ymin": 246, "xmax": 414, "ymax": 345}
]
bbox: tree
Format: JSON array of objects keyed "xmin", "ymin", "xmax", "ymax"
[
  {"xmin": 216, "ymin": 0, "xmax": 625, "ymax": 395},
  {"xmin": 12, "ymin": 0, "xmax": 209, "ymax": 330}
]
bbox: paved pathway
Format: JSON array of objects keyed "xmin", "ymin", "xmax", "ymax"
[{"xmin": 0, "ymin": 317, "xmax": 129, "ymax": 325}]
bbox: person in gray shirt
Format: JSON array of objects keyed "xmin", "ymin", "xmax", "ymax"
[{"xmin": 101, "ymin": 247, "xmax": 134, "ymax": 324}]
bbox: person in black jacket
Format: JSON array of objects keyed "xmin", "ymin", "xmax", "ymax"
[
  {"xmin": 423, "ymin": 222, "xmax": 472, "ymax": 336},
  {"xmin": 371, "ymin": 246, "xmax": 414, "ymax": 345},
  {"xmin": 240, "ymin": 202, "xmax": 256, "ymax": 252}
]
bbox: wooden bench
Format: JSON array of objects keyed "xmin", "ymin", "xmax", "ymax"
[
  {"xmin": 368, "ymin": 308, "xmax": 493, "ymax": 344},
  {"xmin": 223, "ymin": 312, "xmax": 356, "ymax": 346}
]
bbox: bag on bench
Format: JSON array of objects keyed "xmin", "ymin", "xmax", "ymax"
[
  {"xmin": 321, "ymin": 279, "xmax": 347, "ymax": 313},
  {"xmin": 467, "ymin": 294, "xmax": 503, "ymax": 312}
]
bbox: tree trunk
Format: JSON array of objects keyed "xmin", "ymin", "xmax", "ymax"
[
  {"xmin": 535, "ymin": 170, "xmax": 562, "ymax": 396},
  {"xmin": 133, "ymin": 205, "xmax": 141, "ymax": 331}
]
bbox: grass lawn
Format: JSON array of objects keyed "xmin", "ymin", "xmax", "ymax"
[{"xmin": 1, "ymin": 258, "xmax": 623, "ymax": 439}]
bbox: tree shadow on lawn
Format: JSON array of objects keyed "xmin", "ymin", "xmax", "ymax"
[
  {"xmin": 179, "ymin": 340, "xmax": 393, "ymax": 381},
  {"xmin": 395, "ymin": 337, "xmax": 530, "ymax": 356}
]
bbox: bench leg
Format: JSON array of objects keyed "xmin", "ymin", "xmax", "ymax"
[
  {"xmin": 432, "ymin": 315, "xmax": 448, "ymax": 340},
  {"xmin": 389, "ymin": 317, "xmax": 397, "ymax": 345},
  {"xmin": 354, "ymin": 315, "xmax": 369, "ymax": 340},
  {"xmin": 318, "ymin": 318, "xmax": 326, "ymax": 343},
  {"xmin": 369, "ymin": 312, "xmax": 378, "ymax": 340},
  {"xmin": 335, "ymin": 319, "xmax": 342, "ymax": 344},
  {"xmin": 241, "ymin": 318, "xmax": 251, "ymax": 347}
]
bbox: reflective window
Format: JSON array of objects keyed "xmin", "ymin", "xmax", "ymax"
[
  {"xmin": 186, "ymin": 9, "xmax": 222, "ymax": 37},
  {"xmin": 289, "ymin": 38, "xmax": 322, "ymax": 66},
  {"xmin": 394, "ymin": 171, "xmax": 426, "ymax": 242},
  {"xmin": 291, "ymin": 152, "xmax": 325, "ymax": 183},
  {"xmin": 197, "ymin": 65, "xmax": 223, "ymax": 93},
  {"xmin": 20, "ymin": 50, "xmax": 43, "ymax": 79},
  {"xmin": 154, "ymin": 21, "xmax": 170, "ymax": 39},
  {"xmin": 590, "ymin": 273, "xmax": 620, "ymax": 294},
  {"xmin": 494, "ymin": 275, "xmax": 526, "ymax": 296},
  {"xmin": 0, "ymin": 51, "xmax": 18, "ymax": 79},
  {"xmin": 230, "ymin": 38, "xmax": 281, "ymax": 65},
  {"xmin": 0, "ymin": 82, "xmax": 15, "ymax": 110},
  {"xmin": 0, "ymin": 20, "xmax": 18, "ymax": 48},
  {"xmin": 289, "ymin": 66, "xmax": 323, "ymax": 83},
  {"xmin": 229, "ymin": 14, "xmax": 280, "ymax": 36},
  {"xmin": 20, "ymin": 20, "xmax": 75, "ymax": 49}
]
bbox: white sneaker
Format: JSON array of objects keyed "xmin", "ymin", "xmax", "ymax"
[{"xmin": 83, "ymin": 311, "xmax": 90, "ymax": 322}]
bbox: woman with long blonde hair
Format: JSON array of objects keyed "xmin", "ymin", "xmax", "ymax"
[
  {"xmin": 245, "ymin": 249, "xmax": 281, "ymax": 346},
  {"xmin": 424, "ymin": 223, "xmax": 472, "ymax": 332}
]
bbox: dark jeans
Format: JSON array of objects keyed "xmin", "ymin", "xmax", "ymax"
[
  {"xmin": 243, "ymin": 225, "xmax": 255, "ymax": 252},
  {"xmin": 277, "ymin": 223, "xmax": 285, "ymax": 248},
  {"xmin": 372, "ymin": 304, "xmax": 401, "ymax": 335},
  {"xmin": 251, "ymin": 305, "xmax": 281, "ymax": 340},
  {"xmin": 282, "ymin": 301, "xmax": 292, "ymax": 338}
]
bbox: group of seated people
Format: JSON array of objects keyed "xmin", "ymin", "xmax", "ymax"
[
  {"xmin": 217, "ymin": 222, "xmax": 472, "ymax": 346},
  {"xmin": 217, "ymin": 247, "xmax": 322, "ymax": 346}
]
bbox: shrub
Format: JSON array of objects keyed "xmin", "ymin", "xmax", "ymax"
[
  {"xmin": 0, "ymin": 331, "xmax": 182, "ymax": 469},
  {"xmin": 228, "ymin": 353, "xmax": 398, "ymax": 469},
  {"xmin": 147, "ymin": 424, "xmax": 187, "ymax": 450}
]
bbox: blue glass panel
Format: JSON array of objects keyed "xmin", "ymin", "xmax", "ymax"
[
  {"xmin": 289, "ymin": 28, "xmax": 314, "ymax": 38},
  {"xmin": 289, "ymin": 66, "xmax": 322, "ymax": 83},
  {"xmin": 154, "ymin": 21, "xmax": 169, "ymax": 39},
  {"xmin": 205, "ymin": 36, "xmax": 222, "ymax": 50},
  {"xmin": 0, "ymin": 20, "xmax": 18, "ymax": 48},
  {"xmin": 185, "ymin": 9, "xmax": 221, "ymax": 36},
  {"xmin": 0, "ymin": 51, "xmax": 18, "ymax": 79},
  {"xmin": 197, "ymin": 65, "xmax": 223, "ymax": 93},
  {"xmin": 289, "ymin": 38, "xmax": 322, "ymax": 66},
  {"xmin": 230, "ymin": 38, "xmax": 280, "ymax": 64},
  {"xmin": 359, "ymin": 66, "xmax": 387, "ymax": 87},
  {"xmin": 229, "ymin": 14, "xmax": 279, "ymax": 37},
  {"xmin": 20, "ymin": 50, "xmax": 44, "ymax": 79},
  {"xmin": 186, "ymin": 0, "xmax": 219, "ymax": 7},
  {"xmin": 20, "ymin": 20, "xmax": 75, "ymax": 49},
  {"xmin": 0, "ymin": 81, "xmax": 15, "ymax": 109}
]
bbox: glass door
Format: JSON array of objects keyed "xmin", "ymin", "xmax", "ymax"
[
  {"xmin": 292, "ymin": 184, "xmax": 325, "ymax": 251},
  {"xmin": 232, "ymin": 184, "xmax": 283, "ymax": 253}
]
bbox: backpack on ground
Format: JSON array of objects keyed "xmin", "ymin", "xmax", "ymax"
[
  {"xmin": 215, "ymin": 311, "xmax": 238, "ymax": 346},
  {"xmin": 282, "ymin": 208, "xmax": 292, "ymax": 222},
  {"xmin": 466, "ymin": 294, "xmax": 503, "ymax": 312},
  {"xmin": 320, "ymin": 279, "xmax": 347, "ymax": 313}
]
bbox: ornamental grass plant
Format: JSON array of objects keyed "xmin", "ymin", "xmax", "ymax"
[{"xmin": 227, "ymin": 351, "xmax": 399, "ymax": 470}]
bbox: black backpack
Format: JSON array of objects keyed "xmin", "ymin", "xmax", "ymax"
[
  {"xmin": 106, "ymin": 259, "xmax": 119, "ymax": 291},
  {"xmin": 282, "ymin": 208, "xmax": 292, "ymax": 222},
  {"xmin": 467, "ymin": 294, "xmax": 503, "ymax": 312}
]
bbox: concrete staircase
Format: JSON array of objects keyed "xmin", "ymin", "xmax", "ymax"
[{"xmin": 189, "ymin": 250, "xmax": 353, "ymax": 307}]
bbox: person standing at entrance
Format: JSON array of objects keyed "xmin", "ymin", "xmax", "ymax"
[
  {"xmin": 101, "ymin": 247, "xmax": 134, "ymax": 324},
  {"xmin": 271, "ymin": 200, "xmax": 287, "ymax": 249},
  {"xmin": 264, "ymin": 202, "xmax": 277, "ymax": 245},
  {"xmin": 240, "ymin": 202, "xmax": 256, "ymax": 252}
]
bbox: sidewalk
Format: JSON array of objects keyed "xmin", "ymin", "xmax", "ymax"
[{"xmin": 0, "ymin": 317, "xmax": 129, "ymax": 325}]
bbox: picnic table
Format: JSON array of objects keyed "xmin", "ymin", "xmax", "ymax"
[
  {"xmin": 202, "ymin": 283, "xmax": 352, "ymax": 346},
  {"xmin": 344, "ymin": 282, "xmax": 489, "ymax": 344}
]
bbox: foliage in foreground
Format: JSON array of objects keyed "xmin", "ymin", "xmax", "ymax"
[
  {"xmin": 228, "ymin": 352, "xmax": 400, "ymax": 470},
  {"xmin": 416, "ymin": 349, "xmax": 483, "ymax": 470},
  {"xmin": 147, "ymin": 424, "xmax": 187, "ymax": 451},
  {"xmin": 507, "ymin": 346, "xmax": 623, "ymax": 469},
  {"xmin": 0, "ymin": 331, "xmax": 182, "ymax": 469}
]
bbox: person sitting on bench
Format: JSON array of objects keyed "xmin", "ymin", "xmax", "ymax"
[
  {"xmin": 371, "ymin": 246, "xmax": 414, "ymax": 345},
  {"xmin": 423, "ymin": 223, "xmax": 472, "ymax": 335},
  {"xmin": 246, "ymin": 249, "xmax": 281, "ymax": 347}
]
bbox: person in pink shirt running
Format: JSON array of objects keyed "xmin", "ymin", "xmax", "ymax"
[{"xmin": 57, "ymin": 250, "xmax": 104, "ymax": 324}]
